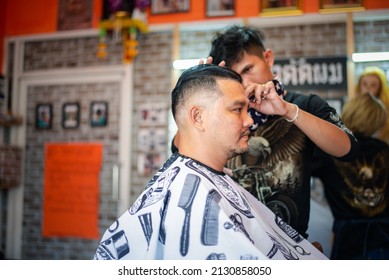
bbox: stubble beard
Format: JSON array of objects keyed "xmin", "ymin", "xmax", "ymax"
[{"xmin": 227, "ymin": 141, "xmax": 249, "ymax": 160}]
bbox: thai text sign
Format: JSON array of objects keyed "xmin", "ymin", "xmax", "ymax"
[{"xmin": 273, "ymin": 56, "xmax": 347, "ymax": 91}]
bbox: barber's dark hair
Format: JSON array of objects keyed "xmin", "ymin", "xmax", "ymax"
[
  {"xmin": 171, "ymin": 64, "xmax": 242, "ymax": 119},
  {"xmin": 209, "ymin": 25, "xmax": 266, "ymax": 68}
]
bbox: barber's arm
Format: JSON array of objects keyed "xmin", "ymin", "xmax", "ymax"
[
  {"xmin": 246, "ymin": 81, "xmax": 358, "ymax": 158},
  {"xmin": 282, "ymin": 102, "xmax": 351, "ymax": 157}
]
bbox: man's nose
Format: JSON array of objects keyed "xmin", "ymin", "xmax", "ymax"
[
  {"xmin": 244, "ymin": 110, "xmax": 254, "ymax": 127},
  {"xmin": 242, "ymin": 78, "xmax": 250, "ymax": 89}
]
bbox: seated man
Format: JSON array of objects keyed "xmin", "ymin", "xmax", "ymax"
[{"xmin": 93, "ymin": 64, "xmax": 327, "ymax": 260}]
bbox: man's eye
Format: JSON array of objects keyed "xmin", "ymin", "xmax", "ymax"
[{"xmin": 242, "ymin": 66, "xmax": 252, "ymax": 74}]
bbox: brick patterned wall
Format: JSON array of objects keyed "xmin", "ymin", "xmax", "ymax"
[
  {"xmin": 23, "ymin": 36, "xmax": 123, "ymax": 71},
  {"xmin": 354, "ymin": 19, "xmax": 389, "ymax": 78},
  {"xmin": 130, "ymin": 31, "xmax": 173, "ymax": 203},
  {"xmin": 0, "ymin": 146, "xmax": 21, "ymax": 189},
  {"xmin": 260, "ymin": 23, "xmax": 347, "ymax": 58}
]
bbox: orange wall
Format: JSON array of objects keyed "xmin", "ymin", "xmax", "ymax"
[
  {"xmin": 4, "ymin": 0, "xmax": 389, "ymax": 37},
  {"xmin": 1, "ymin": 0, "xmax": 389, "ymax": 72},
  {"xmin": 0, "ymin": 0, "xmax": 7, "ymax": 73}
]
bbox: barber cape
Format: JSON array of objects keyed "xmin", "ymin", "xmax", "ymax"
[{"xmin": 94, "ymin": 154, "xmax": 327, "ymax": 260}]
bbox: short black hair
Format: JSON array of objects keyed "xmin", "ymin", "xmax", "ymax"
[
  {"xmin": 171, "ymin": 64, "xmax": 242, "ymax": 120},
  {"xmin": 209, "ymin": 25, "xmax": 266, "ymax": 68}
]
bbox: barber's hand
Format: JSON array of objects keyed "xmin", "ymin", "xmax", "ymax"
[
  {"xmin": 199, "ymin": 56, "xmax": 226, "ymax": 67},
  {"xmin": 245, "ymin": 81, "xmax": 288, "ymax": 117}
]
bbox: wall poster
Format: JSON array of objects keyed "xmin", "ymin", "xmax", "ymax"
[{"xmin": 42, "ymin": 143, "xmax": 103, "ymax": 239}]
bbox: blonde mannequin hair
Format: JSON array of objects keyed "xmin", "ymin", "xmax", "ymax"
[
  {"xmin": 356, "ymin": 67, "xmax": 389, "ymax": 142},
  {"xmin": 342, "ymin": 93, "xmax": 388, "ymax": 138}
]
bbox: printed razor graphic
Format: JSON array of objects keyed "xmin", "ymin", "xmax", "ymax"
[{"xmin": 178, "ymin": 173, "xmax": 200, "ymax": 256}]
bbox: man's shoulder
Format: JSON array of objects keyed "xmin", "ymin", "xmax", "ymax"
[
  {"xmin": 360, "ymin": 136, "xmax": 389, "ymax": 151},
  {"xmin": 284, "ymin": 90, "xmax": 328, "ymax": 111}
]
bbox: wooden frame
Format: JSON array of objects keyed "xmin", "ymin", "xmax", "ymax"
[
  {"xmin": 36, "ymin": 103, "xmax": 52, "ymax": 129},
  {"xmin": 260, "ymin": 0, "xmax": 303, "ymax": 16},
  {"xmin": 319, "ymin": 0, "xmax": 365, "ymax": 13},
  {"xmin": 206, "ymin": 0, "xmax": 235, "ymax": 17},
  {"xmin": 138, "ymin": 102, "xmax": 168, "ymax": 126},
  {"xmin": 90, "ymin": 101, "xmax": 108, "ymax": 127},
  {"xmin": 151, "ymin": 0, "xmax": 190, "ymax": 15},
  {"xmin": 57, "ymin": 0, "xmax": 93, "ymax": 31},
  {"xmin": 62, "ymin": 102, "xmax": 80, "ymax": 129}
]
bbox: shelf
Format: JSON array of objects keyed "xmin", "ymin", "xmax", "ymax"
[{"xmin": 0, "ymin": 116, "xmax": 23, "ymax": 127}]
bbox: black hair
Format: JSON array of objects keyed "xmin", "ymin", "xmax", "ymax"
[
  {"xmin": 209, "ymin": 25, "xmax": 266, "ymax": 68},
  {"xmin": 171, "ymin": 64, "xmax": 242, "ymax": 119}
]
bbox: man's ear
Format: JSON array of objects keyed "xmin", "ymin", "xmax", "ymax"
[
  {"xmin": 264, "ymin": 49, "xmax": 274, "ymax": 67},
  {"xmin": 189, "ymin": 106, "xmax": 205, "ymax": 131}
]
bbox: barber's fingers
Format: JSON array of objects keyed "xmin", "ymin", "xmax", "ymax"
[
  {"xmin": 198, "ymin": 56, "xmax": 213, "ymax": 65},
  {"xmin": 245, "ymin": 84, "xmax": 267, "ymax": 104},
  {"xmin": 245, "ymin": 82, "xmax": 276, "ymax": 104},
  {"xmin": 218, "ymin": 61, "xmax": 226, "ymax": 67},
  {"xmin": 198, "ymin": 56, "xmax": 225, "ymax": 67}
]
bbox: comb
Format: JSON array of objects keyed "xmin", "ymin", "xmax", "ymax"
[
  {"xmin": 201, "ymin": 189, "xmax": 221, "ymax": 245},
  {"xmin": 177, "ymin": 173, "xmax": 200, "ymax": 256}
]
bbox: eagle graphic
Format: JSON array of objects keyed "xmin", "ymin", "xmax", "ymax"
[
  {"xmin": 334, "ymin": 150, "xmax": 389, "ymax": 217},
  {"xmin": 226, "ymin": 116, "xmax": 306, "ymax": 226}
]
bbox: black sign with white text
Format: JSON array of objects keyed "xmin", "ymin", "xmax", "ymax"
[{"xmin": 273, "ymin": 57, "xmax": 347, "ymax": 91}]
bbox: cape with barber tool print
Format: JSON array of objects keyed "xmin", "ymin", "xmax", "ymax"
[{"xmin": 94, "ymin": 154, "xmax": 326, "ymax": 260}]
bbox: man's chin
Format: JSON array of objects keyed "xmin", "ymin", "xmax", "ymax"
[{"xmin": 229, "ymin": 146, "xmax": 248, "ymax": 159}]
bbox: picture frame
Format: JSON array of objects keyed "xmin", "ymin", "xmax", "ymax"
[
  {"xmin": 138, "ymin": 127, "xmax": 167, "ymax": 152},
  {"xmin": 206, "ymin": 0, "xmax": 235, "ymax": 17},
  {"xmin": 57, "ymin": 0, "xmax": 93, "ymax": 31},
  {"xmin": 259, "ymin": 0, "xmax": 303, "ymax": 16},
  {"xmin": 138, "ymin": 102, "xmax": 168, "ymax": 126},
  {"xmin": 36, "ymin": 103, "xmax": 53, "ymax": 129},
  {"xmin": 319, "ymin": 0, "xmax": 365, "ymax": 12},
  {"xmin": 90, "ymin": 101, "xmax": 108, "ymax": 127},
  {"xmin": 151, "ymin": 0, "xmax": 190, "ymax": 15},
  {"xmin": 137, "ymin": 152, "xmax": 165, "ymax": 176},
  {"xmin": 62, "ymin": 102, "xmax": 80, "ymax": 129}
]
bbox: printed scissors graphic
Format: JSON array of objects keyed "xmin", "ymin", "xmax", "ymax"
[{"xmin": 276, "ymin": 232, "xmax": 311, "ymax": 257}]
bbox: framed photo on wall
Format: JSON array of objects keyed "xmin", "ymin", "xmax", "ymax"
[
  {"xmin": 90, "ymin": 101, "xmax": 108, "ymax": 127},
  {"xmin": 138, "ymin": 102, "xmax": 168, "ymax": 126},
  {"xmin": 57, "ymin": 0, "xmax": 93, "ymax": 31},
  {"xmin": 206, "ymin": 0, "xmax": 235, "ymax": 17},
  {"xmin": 319, "ymin": 0, "xmax": 364, "ymax": 12},
  {"xmin": 260, "ymin": 0, "xmax": 303, "ymax": 16},
  {"xmin": 62, "ymin": 102, "xmax": 80, "ymax": 129},
  {"xmin": 151, "ymin": 0, "xmax": 190, "ymax": 15},
  {"xmin": 36, "ymin": 103, "xmax": 53, "ymax": 129}
]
